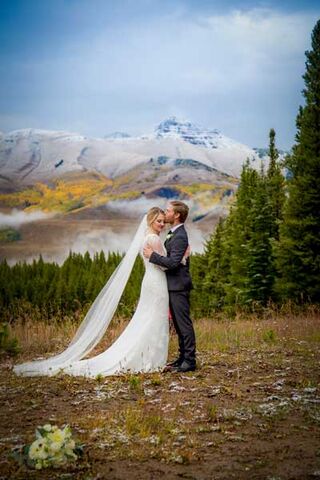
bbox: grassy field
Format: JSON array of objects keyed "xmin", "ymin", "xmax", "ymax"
[{"xmin": 1, "ymin": 310, "xmax": 320, "ymax": 479}]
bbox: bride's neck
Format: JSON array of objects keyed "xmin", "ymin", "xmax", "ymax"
[{"xmin": 147, "ymin": 227, "xmax": 159, "ymax": 235}]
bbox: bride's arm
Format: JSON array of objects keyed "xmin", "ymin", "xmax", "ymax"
[
  {"xmin": 146, "ymin": 233, "xmax": 188, "ymax": 270},
  {"xmin": 144, "ymin": 235, "xmax": 165, "ymax": 256},
  {"xmin": 144, "ymin": 235, "xmax": 191, "ymax": 270},
  {"xmin": 144, "ymin": 235, "xmax": 189, "ymax": 269},
  {"xmin": 143, "ymin": 235, "xmax": 167, "ymax": 270}
]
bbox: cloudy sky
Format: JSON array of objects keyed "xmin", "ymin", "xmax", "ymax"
[{"xmin": 0, "ymin": 0, "xmax": 319, "ymax": 149}]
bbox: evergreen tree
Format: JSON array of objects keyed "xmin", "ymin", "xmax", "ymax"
[
  {"xmin": 204, "ymin": 159, "xmax": 280, "ymax": 310},
  {"xmin": 202, "ymin": 217, "xmax": 229, "ymax": 311},
  {"xmin": 224, "ymin": 161, "xmax": 259, "ymax": 307},
  {"xmin": 246, "ymin": 172, "xmax": 275, "ymax": 306},
  {"xmin": 189, "ymin": 252, "xmax": 209, "ymax": 317},
  {"xmin": 267, "ymin": 128, "xmax": 285, "ymax": 241},
  {"xmin": 276, "ymin": 19, "xmax": 320, "ymax": 302}
]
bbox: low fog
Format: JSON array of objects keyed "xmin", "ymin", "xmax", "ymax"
[
  {"xmin": 106, "ymin": 197, "xmax": 197, "ymax": 217},
  {"xmin": 0, "ymin": 208, "xmax": 55, "ymax": 228},
  {"xmin": 69, "ymin": 223, "xmax": 206, "ymax": 258},
  {"xmin": 1, "ymin": 198, "xmax": 215, "ymax": 266}
]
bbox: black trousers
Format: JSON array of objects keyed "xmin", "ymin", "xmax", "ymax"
[{"xmin": 169, "ymin": 290, "xmax": 196, "ymax": 364}]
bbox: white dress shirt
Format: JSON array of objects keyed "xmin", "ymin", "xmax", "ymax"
[{"xmin": 170, "ymin": 223, "xmax": 184, "ymax": 233}]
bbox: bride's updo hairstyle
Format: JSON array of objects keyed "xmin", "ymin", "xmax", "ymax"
[{"xmin": 147, "ymin": 207, "xmax": 165, "ymax": 227}]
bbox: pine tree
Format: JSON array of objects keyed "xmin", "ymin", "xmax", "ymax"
[
  {"xmin": 276, "ymin": 20, "xmax": 320, "ymax": 302},
  {"xmin": 267, "ymin": 128, "xmax": 285, "ymax": 241},
  {"xmin": 246, "ymin": 172, "xmax": 275, "ymax": 306},
  {"xmin": 202, "ymin": 217, "xmax": 229, "ymax": 311},
  {"xmin": 224, "ymin": 161, "xmax": 259, "ymax": 307},
  {"xmin": 189, "ymin": 252, "xmax": 209, "ymax": 317}
]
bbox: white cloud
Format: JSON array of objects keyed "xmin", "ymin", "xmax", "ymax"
[
  {"xmin": 0, "ymin": 209, "xmax": 54, "ymax": 228},
  {"xmin": 1, "ymin": 7, "xmax": 319, "ymax": 147},
  {"xmin": 68, "ymin": 197, "xmax": 206, "ymax": 255},
  {"xmin": 107, "ymin": 197, "xmax": 167, "ymax": 215},
  {"xmin": 69, "ymin": 228, "xmax": 134, "ymax": 256},
  {"xmin": 69, "ymin": 218, "xmax": 205, "ymax": 257},
  {"xmin": 74, "ymin": 8, "xmax": 316, "ymax": 94}
]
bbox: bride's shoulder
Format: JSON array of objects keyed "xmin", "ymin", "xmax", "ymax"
[
  {"xmin": 144, "ymin": 232, "xmax": 160, "ymax": 242},
  {"xmin": 145, "ymin": 232, "xmax": 158, "ymax": 238},
  {"xmin": 143, "ymin": 232, "xmax": 165, "ymax": 245}
]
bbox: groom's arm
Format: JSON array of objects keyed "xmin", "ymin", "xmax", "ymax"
[{"xmin": 149, "ymin": 235, "xmax": 188, "ymax": 270}]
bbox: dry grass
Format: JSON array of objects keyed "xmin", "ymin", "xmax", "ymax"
[
  {"xmin": 195, "ymin": 307, "xmax": 320, "ymax": 351},
  {"xmin": 8, "ymin": 316, "xmax": 131, "ymax": 359},
  {"xmin": 7, "ymin": 307, "xmax": 320, "ymax": 365},
  {"xmin": 8, "ymin": 318, "xmax": 77, "ymax": 356}
]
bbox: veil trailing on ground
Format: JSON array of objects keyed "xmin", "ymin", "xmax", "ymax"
[{"xmin": 13, "ymin": 214, "xmax": 148, "ymax": 377}]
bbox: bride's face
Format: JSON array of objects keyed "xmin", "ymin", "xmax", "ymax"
[{"xmin": 151, "ymin": 213, "xmax": 165, "ymax": 234}]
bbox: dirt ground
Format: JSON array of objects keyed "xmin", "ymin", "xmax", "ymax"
[{"xmin": 0, "ymin": 315, "xmax": 320, "ymax": 480}]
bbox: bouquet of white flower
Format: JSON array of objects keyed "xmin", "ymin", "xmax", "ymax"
[{"xmin": 11, "ymin": 423, "xmax": 84, "ymax": 470}]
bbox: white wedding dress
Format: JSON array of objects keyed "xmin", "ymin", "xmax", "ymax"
[
  {"xmin": 63, "ymin": 232, "xmax": 169, "ymax": 377},
  {"xmin": 13, "ymin": 216, "xmax": 170, "ymax": 378}
]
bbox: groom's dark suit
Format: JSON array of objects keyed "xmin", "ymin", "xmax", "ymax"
[{"xmin": 149, "ymin": 224, "xmax": 196, "ymax": 366}]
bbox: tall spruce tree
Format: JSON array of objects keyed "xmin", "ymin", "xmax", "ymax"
[
  {"xmin": 267, "ymin": 128, "xmax": 285, "ymax": 241},
  {"xmin": 246, "ymin": 171, "xmax": 275, "ymax": 306},
  {"xmin": 202, "ymin": 217, "xmax": 229, "ymax": 311},
  {"xmin": 224, "ymin": 161, "xmax": 259, "ymax": 307},
  {"xmin": 276, "ymin": 19, "xmax": 320, "ymax": 302}
]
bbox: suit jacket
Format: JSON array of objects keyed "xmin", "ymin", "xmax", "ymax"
[{"xmin": 149, "ymin": 224, "xmax": 193, "ymax": 291}]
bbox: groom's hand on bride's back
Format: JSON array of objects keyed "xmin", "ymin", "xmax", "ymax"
[
  {"xmin": 181, "ymin": 245, "xmax": 191, "ymax": 265},
  {"xmin": 143, "ymin": 244, "xmax": 153, "ymax": 259}
]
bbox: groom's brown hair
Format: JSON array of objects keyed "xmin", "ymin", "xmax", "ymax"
[{"xmin": 170, "ymin": 201, "xmax": 189, "ymax": 223}]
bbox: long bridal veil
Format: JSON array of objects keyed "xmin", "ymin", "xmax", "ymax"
[{"xmin": 13, "ymin": 214, "xmax": 148, "ymax": 376}]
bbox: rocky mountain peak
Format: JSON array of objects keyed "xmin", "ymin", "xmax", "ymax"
[
  {"xmin": 155, "ymin": 116, "xmax": 223, "ymax": 149},
  {"xmin": 104, "ymin": 132, "xmax": 131, "ymax": 139}
]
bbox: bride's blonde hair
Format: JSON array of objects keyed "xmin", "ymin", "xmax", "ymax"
[{"xmin": 147, "ymin": 207, "xmax": 165, "ymax": 227}]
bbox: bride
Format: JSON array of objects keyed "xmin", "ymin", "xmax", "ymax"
[{"xmin": 13, "ymin": 207, "xmax": 179, "ymax": 378}]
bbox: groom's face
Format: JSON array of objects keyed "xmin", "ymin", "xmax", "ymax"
[{"xmin": 165, "ymin": 203, "xmax": 178, "ymax": 224}]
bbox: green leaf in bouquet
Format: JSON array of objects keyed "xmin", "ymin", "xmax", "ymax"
[
  {"xmin": 10, "ymin": 444, "xmax": 35, "ymax": 469},
  {"xmin": 74, "ymin": 442, "xmax": 86, "ymax": 457},
  {"xmin": 10, "ymin": 447, "xmax": 25, "ymax": 466},
  {"xmin": 35, "ymin": 428, "xmax": 43, "ymax": 439}
]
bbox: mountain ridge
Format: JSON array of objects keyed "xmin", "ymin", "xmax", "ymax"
[{"xmin": 0, "ymin": 117, "xmax": 271, "ymax": 189}]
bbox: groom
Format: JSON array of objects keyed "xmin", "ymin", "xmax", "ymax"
[{"xmin": 143, "ymin": 200, "xmax": 196, "ymax": 373}]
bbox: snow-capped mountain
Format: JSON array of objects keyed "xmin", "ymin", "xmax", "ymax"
[
  {"xmin": 156, "ymin": 117, "xmax": 242, "ymax": 150},
  {"xmin": 104, "ymin": 132, "xmax": 131, "ymax": 139},
  {"xmin": 0, "ymin": 117, "xmax": 265, "ymax": 188}
]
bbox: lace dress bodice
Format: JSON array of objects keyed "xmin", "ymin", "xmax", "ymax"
[{"xmin": 141, "ymin": 232, "xmax": 167, "ymax": 268}]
